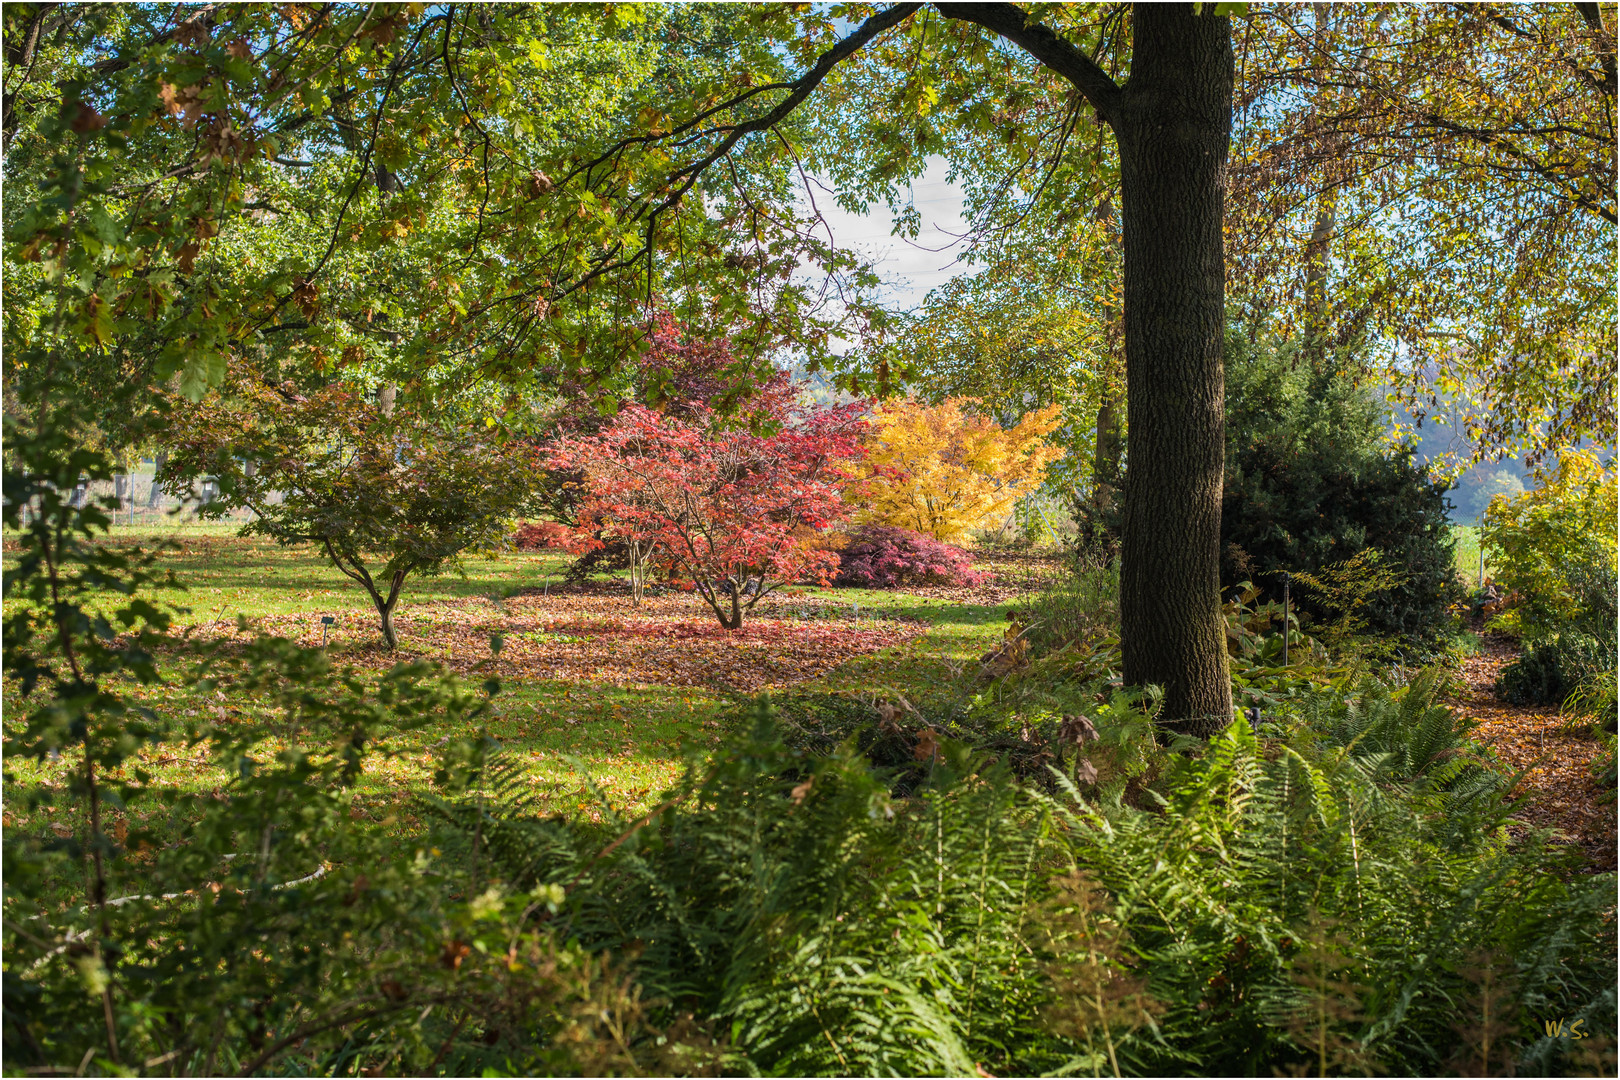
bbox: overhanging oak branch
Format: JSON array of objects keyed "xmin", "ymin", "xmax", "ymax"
[{"xmin": 934, "ymin": 3, "xmax": 1124, "ymax": 123}]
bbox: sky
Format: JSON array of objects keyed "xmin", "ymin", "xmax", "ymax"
[
  {"xmin": 803, "ymin": 157, "xmax": 974, "ymax": 313},
  {"xmin": 796, "ymin": 160, "xmax": 1539, "ymax": 519}
]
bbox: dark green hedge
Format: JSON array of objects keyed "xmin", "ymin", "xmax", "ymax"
[{"xmin": 1219, "ymin": 334, "xmax": 1462, "ymax": 654}]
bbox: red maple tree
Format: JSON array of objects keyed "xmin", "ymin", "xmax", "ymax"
[{"xmin": 546, "ymin": 390, "xmax": 866, "ymax": 628}]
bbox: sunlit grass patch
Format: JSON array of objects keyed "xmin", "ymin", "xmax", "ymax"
[{"xmin": 3, "ymin": 534, "xmax": 1024, "ymax": 908}]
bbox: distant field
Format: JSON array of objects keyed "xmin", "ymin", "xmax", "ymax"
[{"xmin": 1452, "ymin": 524, "xmax": 1487, "ymax": 588}]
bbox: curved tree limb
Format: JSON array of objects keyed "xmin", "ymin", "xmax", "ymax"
[{"xmin": 934, "ymin": 2, "xmax": 1125, "ymax": 122}]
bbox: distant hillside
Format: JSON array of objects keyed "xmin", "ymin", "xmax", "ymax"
[{"xmin": 1385, "ymin": 406, "xmax": 1532, "ymax": 524}]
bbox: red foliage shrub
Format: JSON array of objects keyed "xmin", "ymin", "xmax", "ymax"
[
  {"xmin": 833, "ymin": 525, "xmax": 985, "ymax": 589},
  {"xmin": 544, "ymin": 398, "xmax": 867, "ymax": 628},
  {"xmin": 512, "ymin": 520, "xmax": 575, "ymax": 551}
]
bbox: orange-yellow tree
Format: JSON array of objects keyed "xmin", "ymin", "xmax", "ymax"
[{"xmin": 856, "ymin": 399, "xmax": 1062, "ymax": 544}]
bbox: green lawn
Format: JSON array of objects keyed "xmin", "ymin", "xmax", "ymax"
[
  {"xmin": 88, "ymin": 523, "xmax": 579, "ymax": 621},
  {"xmin": 0, "ymin": 521, "xmax": 1509, "ymax": 910},
  {"xmin": 3, "ymin": 530, "xmax": 1023, "ymax": 904},
  {"xmin": 1452, "ymin": 524, "xmax": 1488, "ymax": 588}
]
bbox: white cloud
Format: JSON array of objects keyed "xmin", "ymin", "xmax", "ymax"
[{"xmin": 800, "ymin": 157, "xmax": 975, "ymax": 314}]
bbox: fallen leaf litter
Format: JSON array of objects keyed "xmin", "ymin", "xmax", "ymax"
[
  {"xmin": 198, "ymin": 581, "xmax": 931, "ymax": 692},
  {"xmin": 1450, "ymin": 633, "xmax": 1616, "ymax": 873}
]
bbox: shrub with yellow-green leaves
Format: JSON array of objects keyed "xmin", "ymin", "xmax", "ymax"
[{"xmin": 852, "ymin": 398, "xmax": 1063, "ymax": 545}]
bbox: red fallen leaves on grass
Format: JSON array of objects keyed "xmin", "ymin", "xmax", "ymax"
[
  {"xmin": 1451, "ymin": 634, "xmax": 1616, "ymax": 873},
  {"xmin": 193, "ymin": 587, "xmax": 926, "ymax": 693},
  {"xmin": 540, "ymin": 616, "xmax": 892, "ymax": 644},
  {"xmin": 493, "ymin": 613, "xmax": 923, "ymax": 692}
]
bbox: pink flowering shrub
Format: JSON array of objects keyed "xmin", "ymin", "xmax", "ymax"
[{"xmin": 834, "ymin": 525, "xmax": 986, "ymax": 589}]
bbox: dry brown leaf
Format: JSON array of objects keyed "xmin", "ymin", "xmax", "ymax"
[{"xmin": 1450, "ymin": 634, "xmax": 1615, "ymax": 873}]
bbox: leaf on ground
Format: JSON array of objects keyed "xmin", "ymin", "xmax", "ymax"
[
  {"xmin": 1451, "ymin": 634, "xmax": 1616, "ymax": 873},
  {"xmin": 191, "ymin": 584, "xmax": 930, "ymax": 693}
]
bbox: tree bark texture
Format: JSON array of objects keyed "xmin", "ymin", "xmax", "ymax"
[
  {"xmin": 372, "ymin": 568, "xmax": 405, "ymax": 650},
  {"xmin": 1092, "ymin": 195, "xmax": 1124, "ymax": 502},
  {"xmin": 937, "ymin": 2, "xmax": 1236, "ymax": 732},
  {"xmin": 322, "ymin": 537, "xmax": 406, "ymax": 649},
  {"xmin": 1093, "ymin": 397, "xmax": 1121, "ymax": 490},
  {"xmin": 1079, "ymin": 393, "xmax": 1122, "ymax": 562},
  {"xmin": 1300, "ymin": 195, "xmax": 1336, "ymax": 369},
  {"xmin": 1112, "ymin": 4, "xmax": 1234, "ymax": 733}
]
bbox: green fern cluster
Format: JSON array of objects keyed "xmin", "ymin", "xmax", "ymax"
[
  {"xmin": 747, "ymin": 690, "xmax": 1157, "ymax": 800},
  {"xmin": 432, "ymin": 677, "xmax": 1614, "ymax": 1076},
  {"xmin": 430, "ymin": 708, "xmax": 1076, "ymax": 1075},
  {"xmin": 1055, "ymin": 676, "xmax": 1615, "ymax": 1075}
]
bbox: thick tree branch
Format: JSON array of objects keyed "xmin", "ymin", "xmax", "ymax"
[
  {"xmin": 1575, "ymin": 2, "xmax": 1617, "ymax": 98},
  {"xmin": 322, "ymin": 537, "xmax": 379, "ymax": 599},
  {"xmin": 2, "ymin": 2, "xmax": 57, "ymax": 151},
  {"xmin": 934, "ymin": 2, "xmax": 1125, "ymax": 122},
  {"xmin": 2, "ymin": 3, "xmax": 53, "ymax": 70},
  {"xmin": 562, "ymin": 2, "xmax": 923, "ymax": 197},
  {"xmin": 495, "ymin": 0, "xmax": 923, "ymax": 313},
  {"xmin": 88, "ymin": 5, "xmax": 220, "ymax": 75},
  {"xmin": 641, "ymin": 2, "xmax": 925, "ymax": 218}
]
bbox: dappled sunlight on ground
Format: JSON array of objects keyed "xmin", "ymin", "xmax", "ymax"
[
  {"xmin": 2, "ymin": 536, "xmax": 1033, "ymax": 888},
  {"xmin": 189, "ymin": 582, "xmax": 930, "ymax": 692}
]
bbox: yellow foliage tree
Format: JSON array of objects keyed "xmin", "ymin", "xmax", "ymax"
[
  {"xmin": 1480, "ymin": 449, "xmax": 1618, "ymax": 639},
  {"xmin": 855, "ymin": 398, "xmax": 1064, "ymax": 544}
]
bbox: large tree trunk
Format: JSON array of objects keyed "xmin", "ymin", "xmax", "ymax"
[
  {"xmin": 1300, "ymin": 195, "xmax": 1336, "ymax": 370},
  {"xmin": 376, "ymin": 568, "xmax": 407, "ymax": 650},
  {"xmin": 1113, "ymin": 4, "xmax": 1234, "ymax": 734},
  {"xmin": 1086, "ymin": 196, "xmax": 1124, "ymax": 553},
  {"xmin": 1078, "ymin": 392, "xmax": 1122, "ymax": 562},
  {"xmin": 936, "ymin": 1, "xmax": 1237, "ymax": 734},
  {"xmin": 1092, "ymin": 395, "xmax": 1121, "ymax": 491}
]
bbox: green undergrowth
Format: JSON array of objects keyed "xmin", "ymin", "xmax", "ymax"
[
  {"xmin": 7, "ymin": 424, "xmax": 1612, "ymax": 1076},
  {"xmin": 410, "ymin": 683, "xmax": 1615, "ymax": 1076},
  {"xmin": 12, "ymin": 675, "xmax": 1614, "ymax": 1075}
]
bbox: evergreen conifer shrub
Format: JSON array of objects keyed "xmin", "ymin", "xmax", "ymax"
[
  {"xmin": 1220, "ymin": 334, "xmax": 1462, "ymax": 654},
  {"xmin": 1499, "ymin": 630, "xmax": 1612, "ymax": 707}
]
